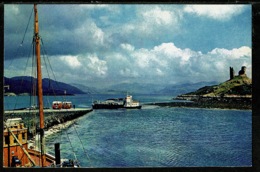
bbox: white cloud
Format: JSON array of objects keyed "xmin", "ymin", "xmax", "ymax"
[
  {"xmin": 128, "ymin": 43, "xmax": 252, "ymax": 84},
  {"xmin": 121, "ymin": 6, "xmax": 181, "ymax": 39},
  {"xmin": 59, "ymin": 55, "xmax": 82, "ymax": 69},
  {"xmin": 78, "ymin": 4, "xmax": 110, "ymax": 9},
  {"xmin": 4, "ymin": 43, "xmax": 252, "ymax": 87},
  {"xmin": 86, "ymin": 55, "xmax": 107, "ymax": 77},
  {"xmin": 184, "ymin": 5, "xmax": 246, "ymax": 20},
  {"xmin": 210, "ymin": 46, "xmax": 251, "ymax": 59},
  {"xmin": 75, "ymin": 21, "xmax": 105, "ymax": 46},
  {"xmin": 156, "ymin": 68, "xmax": 164, "ymax": 76},
  {"xmin": 142, "ymin": 6, "xmax": 175, "ymax": 25},
  {"xmin": 120, "ymin": 43, "xmax": 135, "ymax": 51}
]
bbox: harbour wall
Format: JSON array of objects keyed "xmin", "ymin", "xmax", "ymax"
[{"xmin": 4, "ymin": 108, "xmax": 93, "ymax": 132}]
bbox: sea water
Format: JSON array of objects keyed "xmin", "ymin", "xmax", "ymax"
[{"xmin": 4, "ymin": 94, "xmax": 252, "ymax": 167}]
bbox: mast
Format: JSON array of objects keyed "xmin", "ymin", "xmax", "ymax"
[{"xmin": 34, "ymin": 4, "xmax": 46, "ymax": 167}]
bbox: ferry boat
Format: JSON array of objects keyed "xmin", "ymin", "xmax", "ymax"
[{"xmin": 92, "ymin": 95, "xmax": 142, "ymax": 109}]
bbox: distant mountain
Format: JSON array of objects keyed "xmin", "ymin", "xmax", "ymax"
[
  {"xmin": 70, "ymin": 83, "xmax": 99, "ymax": 94},
  {"xmin": 102, "ymin": 82, "xmax": 165, "ymax": 94},
  {"xmin": 4, "ymin": 76, "xmax": 86, "ymax": 95},
  {"xmin": 157, "ymin": 81, "xmax": 219, "ymax": 96},
  {"xmin": 99, "ymin": 81, "xmax": 219, "ymax": 95}
]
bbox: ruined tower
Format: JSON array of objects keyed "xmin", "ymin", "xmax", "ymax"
[
  {"xmin": 238, "ymin": 66, "xmax": 247, "ymax": 76},
  {"xmin": 230, "ymin": 67, "xmax": 235, "ymax": 80}
]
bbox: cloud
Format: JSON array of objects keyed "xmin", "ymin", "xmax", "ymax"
[
  {"xmin": 128, "ymin": 43, "xmax": 251, "ymax": 84},
  {"xmin": 4, "ymin": 4, "xmax": 251, "ymax": 88},
  {"xmin": 184, "ymin": 5, "xmax": 246, "ymax": 20},
  {"xmin": 59, "ymin": 55, "xmax": 82, "ymax": 69},
  {"xmin": 120, "ymin": 43, "xmax": 135, "ymax": 51},
  {"xmin": 4, "ymin": 41, "xmax": 252, "ymax": 87},
  {"xmin": 86, "ymin": 55, "xmax": 108, "ymax": 77},
  {"xmin": 142, "ymin": 6, "xmax": 175, "ymax": 25},
  {"xmin": 210, "ymin": 46, "xmax": 251, "ymax": 59}
]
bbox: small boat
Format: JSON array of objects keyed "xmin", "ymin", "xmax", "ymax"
[{"xmin": 92, "ymin": 95, "xmax": 142, "ymax": 109}]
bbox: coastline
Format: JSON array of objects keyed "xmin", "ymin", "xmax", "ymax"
[
  {"xmin": 28, "ymin": 114, "xmax": 88, "ymax": 150},
  {"xmin": 147, "ymin": 101, "xmax": 252, "ymax": 110}
]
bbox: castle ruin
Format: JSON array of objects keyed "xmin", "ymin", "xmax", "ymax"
[
  {"xmin": 230, "ymin": 66, "xmax": 247, "ymax": 80},
  {"xmin": 229, "ymin": 67, "xmax": 235, "ymax": 80},
  {"xmin": 238, "ymin": 66, "xmax": 247, "ymax": 76}
]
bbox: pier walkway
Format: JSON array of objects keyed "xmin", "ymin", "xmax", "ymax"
[{"xmin": 4, "ymin": 108, "xmax": 93, "ymax": 130}]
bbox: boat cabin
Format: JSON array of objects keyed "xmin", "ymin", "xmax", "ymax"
[
  {"xmin": 3, "ymin": 118, "xmax": 56, "ymax": 167},
  {"xmin": 3, "ymin": 118, "xmax": 29, "ymax": 167}
]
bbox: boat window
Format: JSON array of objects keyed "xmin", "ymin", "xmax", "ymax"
[
  {"xmin": 22, "ymin": 133, "xmax": 26, "ymax": 141},
  {"xmin": 14, "ymin": 135, "xmax": 18, "ymax": 143},
  {"xmin": 4, "ymin": 135, "xmax": 9, "ymax": 144}
]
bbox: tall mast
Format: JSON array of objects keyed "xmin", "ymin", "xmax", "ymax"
[{"xmin": 34, "ymin": 4, "xmax": 46, "ymax": 167}]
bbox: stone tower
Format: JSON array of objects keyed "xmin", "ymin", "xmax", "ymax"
[
  {"xmin": 230, "ymin": 67, "xmax": 235, "ymax": 80},
  {"xmin": 238, "ymin": 66, "xmax": 247, "ymax": 76}
]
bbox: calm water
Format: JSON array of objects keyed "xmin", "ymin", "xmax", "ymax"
[{"xmin": 4, "ymin": 94, "xmax": 252, "ymax": 167}]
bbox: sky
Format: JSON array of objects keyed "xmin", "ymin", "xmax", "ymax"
[{"xmin": 4, "ymin": 4, "xmax": 252, "ymax": 88}]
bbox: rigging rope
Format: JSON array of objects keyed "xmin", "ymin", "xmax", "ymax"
[
  {"xmin": 11, "ymin": 38, "xmax": 34, "ymax": 111},
  {"xmin": 65, "ymin": 129, "xmax": 78, "ymax": 162},
  {"xmin": 41, "ymin": 38, "xmax": 69, "ymax": 104},
  {"xmin": 5, "ymin": 6, "xmax": 34, "ymax": 70},
  {"xmin": 72, "ymin": 123, "xmax": 92, "ymax": 167},
  {"xmin": 21, "ymin": 7, "xmax": 34, "ymax": 45}
]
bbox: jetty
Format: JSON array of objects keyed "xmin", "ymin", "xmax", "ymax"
[{"xmin": 4, "ymin": 108, "xmax": 93, "ymax": 130}]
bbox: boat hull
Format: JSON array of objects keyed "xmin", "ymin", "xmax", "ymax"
[
  {"xmin": 124, "ymin": 105, "xmax": 142, "ymax": 109},
  {"xmin": 92, "ymin": 104, "xmax": 124, "ymax": 109},
  {"xmin": 92, "ymin": 104, "xmax": 142, "ymax": 109}
]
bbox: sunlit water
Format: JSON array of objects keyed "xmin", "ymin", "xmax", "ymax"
[{"xmin": 4, "ymin": 94, "xmax": 252, "ymax": 167}]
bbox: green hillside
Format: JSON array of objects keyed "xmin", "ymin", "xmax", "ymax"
[{"xmin": 184, "ymin": 74, "xmax": 252, "ymax": 97}]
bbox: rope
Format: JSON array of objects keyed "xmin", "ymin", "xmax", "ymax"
[
  {"xmin": 65, "ymin": 129, "xmax": 78, "ymax": 162},
  {"xmin": 41, "ymin": 39, "xmax": 67, "ymax": 100},
  {"xmin": 72, "ymin": 123, "xmax": 92, "ymax": 167},
  {"xmin": 11, "ymin": 39, "xmax": 34, "ymax": 112},
  {"xmin": 5, "ymin": 6, "xmax": 34, "ymax": 70},
  {"xmin": 21, "ymin": 7, "xmax": 34, "ymax": 45},
  {"xmin": 40, "ymin": 39, "xmax": 59, "ymax": 96}
]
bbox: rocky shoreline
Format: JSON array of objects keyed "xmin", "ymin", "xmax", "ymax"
[
  {"xmin": 147, "ymin": 95, "xmax": 252, "ymax": 110},
  {"xmin": 28, "ymin": 117, "xmax": 81, "ymax": 150},
  {"xmin": 4, "ymin": 108, "xmax": 93, "ymax": 138}
]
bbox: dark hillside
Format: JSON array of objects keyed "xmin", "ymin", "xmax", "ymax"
[{"xmin": 4, "ymin": 76, "xmax": 85, "ymax": 95}]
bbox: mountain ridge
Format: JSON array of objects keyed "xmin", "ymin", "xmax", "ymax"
[{"xmin": 4, "ymin": 76, "xmax": 86, "ymax": 96}]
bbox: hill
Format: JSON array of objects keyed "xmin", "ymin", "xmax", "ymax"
[
  {"xmin": 173, "ymin": 72, "xmax": 252, "ymax": 109},
  {"xmin": 4, "ymin": 76, "xmax": 86, "ymax": 96},
  {"xmin": 183, "ymin": 75, "xmax": 251, "ymax": 97}
]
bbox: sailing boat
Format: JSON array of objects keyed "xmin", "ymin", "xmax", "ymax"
[{"xmin": 3, "ymin": 4, "xmax": 78, "ymax": 167}]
